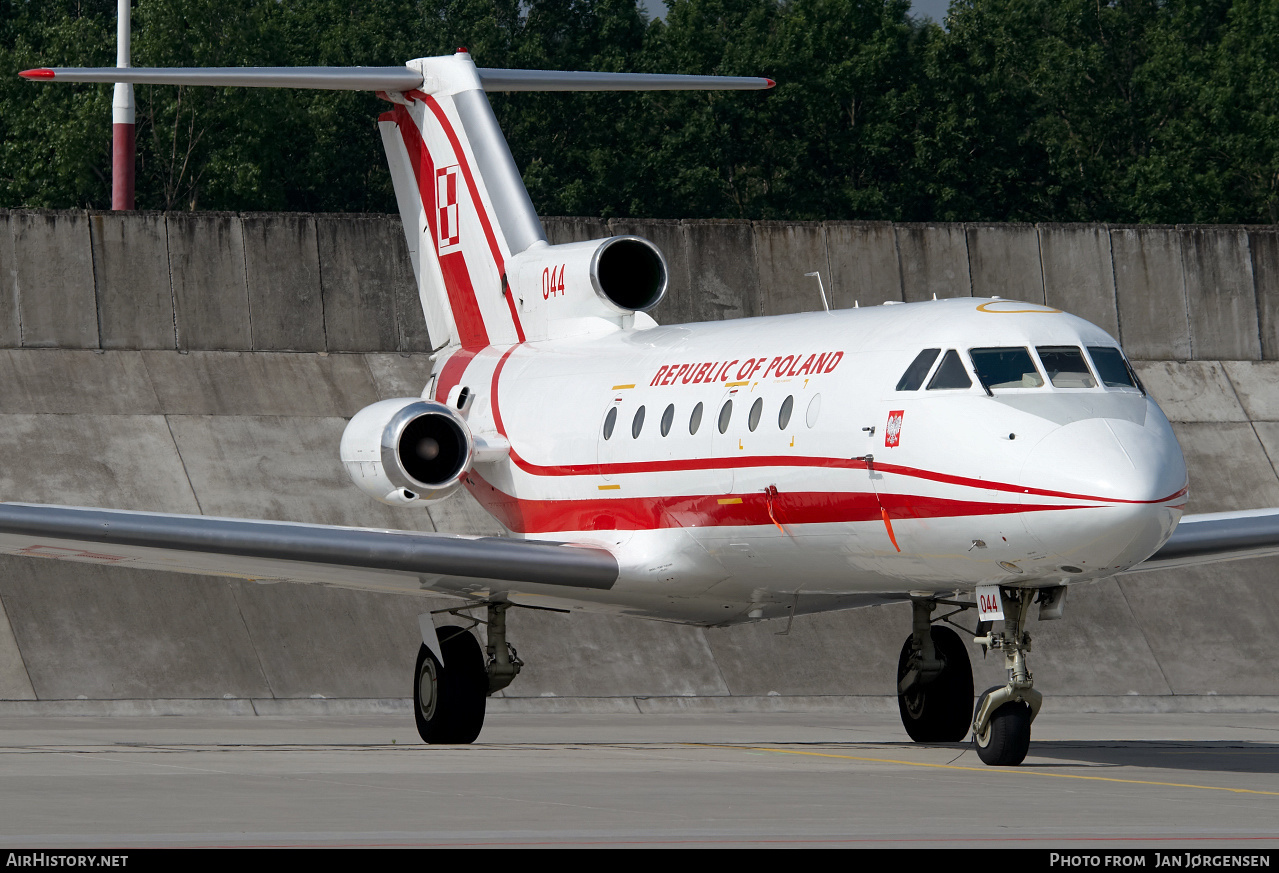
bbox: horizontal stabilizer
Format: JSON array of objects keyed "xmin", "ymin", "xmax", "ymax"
[
  {"xmin": 20, "ymin": 65, "xmax": 774, "ymax": 93},
  {"xmin": 20, "ymin": 66, "xmax": 424, "ymax": 91},
  {"xmin": 476, "ymin": 68, "xmax": 774, "ymax": 91}
]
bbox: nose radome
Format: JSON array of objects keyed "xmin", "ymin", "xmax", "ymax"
[
  {"xmin": 1019, "ymin": 416, "xmax": 1187, "ymax": 570},
  {"xmin": 1020, "ymin": 417, "xmax": 1186, "ymax": 504}
]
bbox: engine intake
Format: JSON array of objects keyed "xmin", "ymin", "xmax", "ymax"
[
  {"xmin": 591, "ymin": 236, "xmax": 667, "ymax": 313},
  {"xmin": 506, "ymin": 235, "xmax": 668, "ymax": 325},
  {"xmin": 341, "ymin": 398, "xmax": 473, "ymax": 505}
]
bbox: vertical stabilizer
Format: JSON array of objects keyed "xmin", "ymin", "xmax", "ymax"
[
  {"xmin": 20, "ymin": 55, "xmax": 771, "ymax": 348},
  {"xmin": 378, "ymin": 52, "xmax": 545, "ymax": 349}
]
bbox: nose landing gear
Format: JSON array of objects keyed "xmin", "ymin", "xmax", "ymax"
[{"xmin": 971, "ymin": 588, "xmax": 1042, "ymax": 766}]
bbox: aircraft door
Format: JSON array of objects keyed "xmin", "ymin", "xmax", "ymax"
[{"xmin": 708, "ymin": 387, "xmax": 742, "ymax": 495}]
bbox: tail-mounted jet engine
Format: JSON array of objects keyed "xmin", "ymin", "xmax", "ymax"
[
  {"xmin": 506, "ymin": 235, "xmax": 668, "ymax": 318},
  {"xmin": 341, "ymin": 398, "xmax": 473, "ymax": 506}
]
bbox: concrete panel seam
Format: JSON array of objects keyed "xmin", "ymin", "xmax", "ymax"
[
  {"xmin": 239, "ymin": 216, "xmax": 254, "ymax": 350},
  {"xmin": 1106, "ymin": 225, "xmax": 1128, "ymax": 349},
  {"xmin": 1248, "ymin": 420, "xmax": 1279, "ymax": 484},
  {"xmin": 820, "ymin": 223, "xmax": 835, "ymax": 309},
  {"xmin": 86, "ymin": 212, "xmax": 104, "ymax": 352},
  {"xmin": 163, "ymin": 216, "xmax": 180, "ymax": 349},
  {"xmin": 166, "ymin": 217, "xmax": 179, "ymax": 350},
  {"xmin": 891, "ymin": 222, "xmax": 907, "ymax": 302},
  {"xmin": 0, "ymin": 591, "xmax": 38, "ymax": 700},
  {"xmin": 228, "ymin": 582, "xmax": 278, "ymax": 700},
  {"xmin": 1178, "ymin": 232, "xmax": 1194, "ymax": 360},
  {"xmin": 311, "ymin": 217, "xmax": 330, "ymax": 353},
  {"xmin": 962, "ymin": 223, "xmax": 974, "ymax": 299},
  {"xmin": 700, "ymin": 626, "xmax": 737, "ymax": 697},
  {"xmin": 1113, "ymin": 576, "xmax": 1176, "ymax": 695},
  {"xmin": 1103, "ymin": 225, "xmax": 1121, "ymax": 341},
  {"xmin": 163, "ymin": 414, "xmax": 207, "ymax": 515},
  {"xmin": 8, "ymin": 218, "xmax": 21, "ymax": 346},
  {"xmin": 1035, "ymin": 225, "xmax": 1049, "ymax": 308},
  {"xmin": 1247, "ymin": 232, "xmax": 1263, "ymax": 361}
]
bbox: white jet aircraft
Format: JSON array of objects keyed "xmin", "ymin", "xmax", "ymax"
[{"xmin": 14, "ymin": 51, "xmax": 1279, "ymax": 765}]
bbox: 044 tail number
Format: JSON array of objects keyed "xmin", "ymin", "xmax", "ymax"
[{"xmin": 543, "ymin": 265, "xmax": 566, "ymax": 299}]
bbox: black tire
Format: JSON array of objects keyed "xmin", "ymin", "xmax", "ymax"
[
  {"xmin": 413, "ymin": 627, "xmax": 488, "ymax": 744},
  {"xmin": 973, "ymin": 687, "xmax": 1032, "ymax": 766},
  {"xmin": 897, "ymin": 625, "xmax": 974, "ymax": 743}
]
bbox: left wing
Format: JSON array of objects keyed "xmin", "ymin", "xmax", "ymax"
[
  {"xmin": 0, "ymin": 503, "xmax": 617, "ymax": 597},
  {"xmin": 1125, "ymin": 508, "xmax": 1279, "ymax": 573}
]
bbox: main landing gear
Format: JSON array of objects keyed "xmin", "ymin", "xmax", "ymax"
[
  {"xmin": 414, "ymin": 601, "xmax": 527, "ymax": 744},
  {"xmin": 897, "ymin": 599, "xmax": 973, "ymax": 743},
  {"xmin": 896, "ymin": 588, "xmax": 1055, "ymax": 766}
]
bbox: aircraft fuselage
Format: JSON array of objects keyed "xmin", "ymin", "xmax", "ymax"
[{"xmin": 427, "ymin": 296, "xmax": 1188, "ymax": 625}]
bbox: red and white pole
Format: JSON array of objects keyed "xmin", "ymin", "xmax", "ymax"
[{"xmin": 111, "ymin": 0, "xmax": 134, "ymax": 210}]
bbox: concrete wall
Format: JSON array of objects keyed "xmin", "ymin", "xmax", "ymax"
[
  {"xmin": 2, "ymin": 210, "xmax": 1276, "ymax": 360},
  {"xmin": 1, "ymin": 211, "xmax": 1277, "ymax": 713}
]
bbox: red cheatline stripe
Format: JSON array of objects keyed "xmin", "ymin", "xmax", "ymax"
[
  {"xmin": 433, "ymin": 348, "xmax": 478, "ymax": 404},
  {"xmin": 389, "ymin": 105, "xmax": 490, "ymax": 350},
  {"xmin": 416, "ymin": 92, "xmax": 526, "ymax": 343},
  {"xmin": 20, "ymin": 69, "xmax": 55, "ymax": 79},
  {"xmin": 485, "ymin": 345, "xmax": 1187, "ymax": 507},
  {"xmin": 465, "ymin": 469, "xmax": 1097, "ymax": 535}
]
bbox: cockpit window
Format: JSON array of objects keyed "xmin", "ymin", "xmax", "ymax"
[
  {"xmin": 1037, "ymin": 346, "xmax": 1096, "ymax": 388},
  {"xmin": 969, "ymin": 347, "xmax": 1044, "ymax": 390},
  {"xmin": 927, "ymin": 350, "xmax": 973, "ymax": 390},
  {"xmin": 896, "ymin": 348, "xmax": 941, "ymax": 391},
  {"xmin": 1087, "ymin": 346, "xmax": 1139, "ymax": 390}
]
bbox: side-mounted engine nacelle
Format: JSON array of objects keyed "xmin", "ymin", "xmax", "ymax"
[
  {"xmin": 340, "ymin": 398, "xmax": 474, "ymax": 506},
  {"xmin": 506, "ymin": 235, "xmax": 668, "ymax": 323}
]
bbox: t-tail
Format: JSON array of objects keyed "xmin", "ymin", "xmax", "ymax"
[{"xmin": 22, "ymin": 54, "xmax": 773, "ymax": 348}]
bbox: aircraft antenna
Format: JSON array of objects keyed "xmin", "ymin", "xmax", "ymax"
[{"xmin": 803, "ymin": 271, "xmax": 830, "ymax": 313}]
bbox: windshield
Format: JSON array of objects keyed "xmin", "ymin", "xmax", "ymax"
[
  {"xmin": 969, "ymin": 347, "xmax": 1044, "ymax": 390},
  {"xmin": 1087, "ymin": 346, "xmax": 1139, "ymax": 390},
  {"xmin": 1037, "ymin": 346, "xmax": 1097, "ymax": 388}
]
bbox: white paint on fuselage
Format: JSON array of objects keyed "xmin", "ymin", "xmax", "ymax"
[{"xmin": 431, "ymin": 298, "xmax": 1187, "ymax": 625}]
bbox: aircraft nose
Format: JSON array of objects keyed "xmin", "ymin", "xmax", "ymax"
[
  {"xmin": 1022, "ymin": 416, "xmax": 1186, "ymax": 504},
  {"xmin": 1019, "ymin": 415, "xmax": 1186, "ymax": 570}
]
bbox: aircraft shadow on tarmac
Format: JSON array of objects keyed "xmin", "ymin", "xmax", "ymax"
[{"xmin": 893, "ymin": 740, "xmax": 1279, "ymax": 774}]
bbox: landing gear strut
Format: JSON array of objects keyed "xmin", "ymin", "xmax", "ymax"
[
  {"xmin": 972, "ymin": 588, "xmax": 1042, "ymax": 766},
  {"xmin": 413, "ymin": 600, "xmax": 526, "ymax": 744},
  {"xmin": 897, "ymin": 599, "xmax": 973, "ymax": 742}
]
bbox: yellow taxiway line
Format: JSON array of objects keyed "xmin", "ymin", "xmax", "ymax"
[{"xmin": 691, "ymin": 745, "xmax": 1279, "ymax": 797}]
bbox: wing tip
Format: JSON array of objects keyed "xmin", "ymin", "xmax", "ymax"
[
  {"xmin": 20, "ymin": 68, "xmax": 55, "ymax": 80},
  {"xmin": 764, "ymin": 77, "xmax": 776, "ymax": 89}
]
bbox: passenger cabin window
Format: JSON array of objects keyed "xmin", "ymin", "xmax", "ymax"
[
  {"xmin": 1087, "ymin": 346, "xmax": 1139, "ymax": 390},
  {"xmin": 660, "ymin": 404, "xmax": 675, "ymax": 436},
  {"xmin": 689, "ymin": 402, "xmax": 704, "ymax": 434},
  {"xmin": 603, "ymin": 407, "xmax": 617, "ymax": 440},
  {"xmin": 632, "ymin": 406, "xmax": 646, "ymax": 438},
  {"xmin": 718, "ymin": 400, "xmax": 733, "ymax": 434},
  {"xmin": 970, "ymin": 347, "xmax": 1044, "ymax": 390},
  {"xmin": 778, "ymin": 395, "xmax": 794, "ymax": 429},
  {"xmin": 897, "ymin": 349, "xmax": 941, "ymax": 391},
  {"xmin": 748, "ymin": 398, "xmax": 763, "ymax": 431},
  {"xmin": 1037, "ymin": 346, "xmax": 1096, "ymax": 388},
  {"xmin": 927, "ymin": 350, "xmax": 972, "ymax": 390}
]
